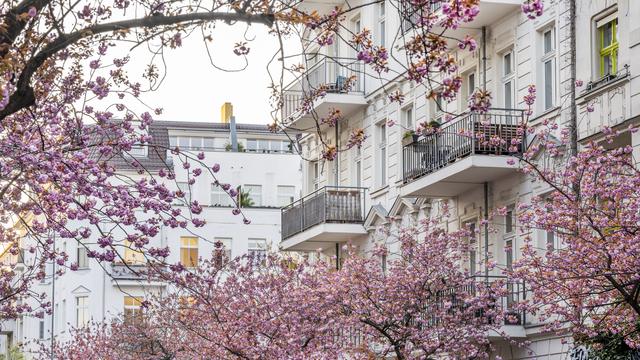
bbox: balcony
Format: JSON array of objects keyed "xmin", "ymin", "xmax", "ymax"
[
  {"xmin": 280, "ymin": 186, "xmax": 367, "ymax": 251},
  {"xmin": 401, "ymin": 109, "xmax": 524, "ymax": 198},
  {"xmin": 281, "ymin": 57, "xmax": 366, "ymax": 132},
  {"xmin": 430, "ymin": 276, "xmax": 527, "ymax": 338},
  {"xmin": 110, "ymin": 263, "xmax": 166, "ymax": 287}
]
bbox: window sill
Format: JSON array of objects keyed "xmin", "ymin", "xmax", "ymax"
[
  {"xmin": 370, "ymin": 185, "xmax": 389, "ymax": 198},
  {"xmin": 578, "ymin": 67, "xmax": 630, "ymax": 102}
]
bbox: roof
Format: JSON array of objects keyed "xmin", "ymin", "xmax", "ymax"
[{"xmin": 153, "ymin": 120, "xmax": 275, "ymax": 135}]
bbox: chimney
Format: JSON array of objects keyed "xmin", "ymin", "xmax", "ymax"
[{"xmin": 220, "ymin": 102, "xmax": 233, "ymax": 124}]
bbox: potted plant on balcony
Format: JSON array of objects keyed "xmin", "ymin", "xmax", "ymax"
[{"xmin": 401, "ymin": 130, "xmax": 419, "ymax": 146}]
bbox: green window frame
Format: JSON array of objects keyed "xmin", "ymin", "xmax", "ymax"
[{"xmin": 599, "ymin": 18, "xmax": 618, "ymax": 76}]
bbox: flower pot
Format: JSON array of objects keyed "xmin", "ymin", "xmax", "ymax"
[{"xmin": 402, "ymin": 134, "xmax": 419, "ymax": 146}]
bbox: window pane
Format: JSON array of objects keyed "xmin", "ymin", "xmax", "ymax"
[
  {"xmin": 602, "ymin": 22, "xmax": 613, "ymax": 47},
  {"xmin": 178, "ymin": 137, "xmax": 190, "ymax": 148},
  {"xmin": 169, "ymin": 136, "xmax": 177, "ymax": 147},
  {"xmin": 468, "ymin": 73, "xmax": 475, "ymax": 97},
  {"xmin": 191, "ymin": 137, "xmax": 203, "ymax": 150},
  {"xmin": 504, "ymin": 81, "xmax": 512, "ymax": 108},
  {"xmin": 543, "ymin": 30, "xmax": 553, "ymax": 54},
  {"xmin": 505, "ymin": 210, "xmax": 514, "ymax": 233},
  {"xmin": 277, "ymin": 186, "xmax": 296, "ymax": 206},
  {"xmin": 503, "ymin": 52, "xmax": 512, "ymax": 75},
  {"xmin": 77, "ymin": 247, "xmax": 88, "ymax": 268},
  {"xmin": 248, "ymin": 238, "xmax": 267, "ymax": 267},
  {"xmin": 244, "ymin": 185, "xmax": 262, "ymax": 206},
  {"xmin": 544, "ymin": 59, "xmax": 553, "ymax": 109},
  {"xmin": 203, "ymin": 138, "xmax": 215, "ymax": 149}
]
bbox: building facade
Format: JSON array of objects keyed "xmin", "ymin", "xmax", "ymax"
[
  {"xmin": 3, "ymin": 104, "xmax": 302, "ymax": 358},
  {"xmin": 279, "ymin": 0, "xmax": 640, "ymax": 358}
]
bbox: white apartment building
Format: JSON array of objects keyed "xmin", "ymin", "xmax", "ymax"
[
  {"xmin": 2, "ymin": 104, "xmax": 302, "ymax": 358},
  {"xmin": 279, "ymin": 0, "xmax": 640, "ymax": 358}
]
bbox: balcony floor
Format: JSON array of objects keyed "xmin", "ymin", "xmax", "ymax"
[
  {"xmin": 286, "ymin": 93, "xmax": 367, "ymax": 131},
  {"xmin": 401, "ymin": 155, "xmax": 520, "ymax": 198},
  {"xmin": 280, "ymin": 223, "xmax": 367, "ymax": 251}
]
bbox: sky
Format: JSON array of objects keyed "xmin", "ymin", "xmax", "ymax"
[{"xmin": 130, "ymin": 23, "xmax": 299, "ymax": 125}]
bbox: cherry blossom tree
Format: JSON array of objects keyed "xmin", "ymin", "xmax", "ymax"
[
  {"xmin": 512, "ymin": 128, "xmax": 640, "ymax": 350},
  {"xmin": 49, "ymin": 218, "xmax": 518, "ymax": 359}
]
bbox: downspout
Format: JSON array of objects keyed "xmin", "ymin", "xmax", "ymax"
[
  {"xmin": 484, "ymin": 182, "xmax": 489, "ymax": 278},
  {"xmin": 482, "ymin": 26, "xmax": 487, "ymax": 91},
  {"xmin": 568, "ymin": 0, "xmax": 578, "ymax": 156},
  {"xmin": 482, "ymin": 27, "xmax": 489, "ymax": 279},
  {"xmin": 230, "ymin": 116, "xmax": 238, "ymax": 152},
  {"xmin": 334, "ymin": 121, "xmax": 339, "ymax": 185}
]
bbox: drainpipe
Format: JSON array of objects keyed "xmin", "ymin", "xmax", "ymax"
[
  {"xmin": 230, "ymin": 116, "xmax": 238, "ymax": 152},
  {"xmin": 334, "ymin": 122, "xmax": 339, "ymax": 185},
  {"xmin": 568, "ymin": 0, "xmax": 578, "ymax": 157},
  {"xmin": 335, "ymin": 243, "xmax": 340, "ymax": 270},
  {"xmin": 482, "ymin": 26, "xmax": 487, "ymax": 92},
  {"xmin": 484, "ymin": 182, "xmax": 489, "ymax": 279}
]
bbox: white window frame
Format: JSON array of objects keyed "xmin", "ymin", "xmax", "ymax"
[
  {"xmin": 214, "ymin": 237, "xmax": 233, "ymax": 264},
  {"xmin": 503, "ymin": 206, "xmax": 516, "ymax": 270},
  {"xmin": 243, "ymin": 184, "xmax": 263, "ymax": 207},
  {"xmin": 378, "ymin": 1, "xmax": 386, "ymax": 47},
  {"xmin": 501, "ymin": 50, "xmax": 516, "ymax": 109},
  {"xmin": 248, "ymin": 238, "xmax": 267, "ymax": 267},
  {"xmin": 467, "ymin": 71, "xmax": 476, "ymax": 98},
  {"xmin": 76, "ymin": 296, "xmax": 89, "ymax": 328},
  {"xmin": 462, "ymin": 219, "xmax": 479, "ymax": 275},
  {"xmin": 277, "ymin": 185, "xmax": 296, "ymax": 206},
  {"xmin": 377, "ymin": 122, "xmax": 387, "ymax": 187},
  {"xmin": 210, "ymin": 184, "xmax": 234, "ymax": 207},
  {"xmin": 77, "ymin": 244, "xmax": 89, "ymax": 269},
  {"xmin": 402, "ymin": 104, "xmax": 415, "ymax": 130},
  {"xmin": 540, "ymin": 26, "xmax": 556, "ymax": 111}
]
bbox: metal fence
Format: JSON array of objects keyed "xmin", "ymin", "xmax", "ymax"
[
  {"xmin": 281, "ymin": 186, "xmax": 367, "ymax": 241},
  {"xmin": 403, "ymin": 108, "xmax": 525, "ymax": 184},
  {"xmin": 282, "ymin": 57, "xmax": 366, "ymax": 121}
]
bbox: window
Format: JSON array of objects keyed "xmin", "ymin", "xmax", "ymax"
[
  {"xmin": 467, "ymin": 72, "xmax": 476, "ymax": 98},
  {"xmin": 76, "ymin": 296, "xmax": 89, "ymax": 328},
  {"xmin": 123, "ymin": 296, "xmax": 143, "ymax": 324},
  {"xmin": 377, "ymin": 123, "xmax": 387, "ymax": 187},
  {"xmin": 355, "ymin": 159, "xmax": 362, "ymax": 187},
  {"xmin": 248, "ymin": 238, "xmax": 267, "ymax": 267},
  {"xmin": 128, "ymin": 144, "xmax": 147, "ymax": 158},
  {"xmin": 402, "ymin": 105, "xmax": 414, "ymax": 130},
  {"xmin": 243, "ymin": 184, "xmax": 262, "ymax": 207},
  {"xmin": 213, "ymin": 237, "xmax": 232, "ymax": 266},
  {"xmin": 598, "ymin": 15, "xmax": 618, "ymax": 76},
  {"xmin": 503, "ymin": 207, "xmax": 515, "ymax": 271},
  {"xmin": 124, "ymin": 240, "xmax": 145, "ymax": 265},
  {"xmin": 180, "ymin": 237, "xmax": 198, "ymax": 268},
  {"xmin": 277, "ymin": 186, "xmax": 296, "ymax": 206},
  {"xmin": 169, "ymin": 136, "xmax": 216, "ymax": 150},
  {"xmin": 432, "ymin": 93, "xmax": 444, "ymax": 123},
  {"xmin": 378, "ymin": 1, "xmax": 386, "ymax": 47},
  {"xmin": 61, "ymin": 299, "xmax": 66, "ymax": 333},
  {"xmin": 211, "ymin": 184, "xmax": 234, "ymax": 207},
  {"xmin": 39, "ymin": 320, "xmax": 45, "ymax": 339},
  {"xmin": 77, "ymin": 245, "xmax": 89, "ymax": 269},
  {"xmin": 545, "ymin": 230, "xmax": 555, "ymax": 252},
  {"xmin": 502, "ymin": 50, "xmax": 515, "ymax": 108},
  {"xmin": 312, "ymin": 161, "xmax": 321, "ymax": 191},
  {"xmin": 505, "ymin": 208, "xmax": 514, "ymax": 234},
  {"xmin": 246, "ymin": 139, "xmax": 291, "ymax": 153},
  {"xmin": 541, "ymin": 27, "xmax": 556, "ymax": 110},
  {"xmin": 464, "ymin": 221, "xmax": 478, "ymax": 275}
]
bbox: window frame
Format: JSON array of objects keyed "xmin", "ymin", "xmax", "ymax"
[
  {"xmin": 277, "ymin": 185, "xmax": 296, "ymax": 206},
  {"xmin": 377, "ymin": 122, "xmax": 387, "ymax": 187},
  {"xmin": 76, "ymin": 296, "xmax": 89, "ymax": 328},
  {"xmin": 501, "ymin": 50, "xmax": 516, "ymax": 108},
  {"xmin": 248, "ymin": 238, "xmax": 267, "ymax": 267},
  {"xmin": 378, "ymin": 1, "xmax": 386, "ymax": 47},
  {"xmin": 180, "ymin": 236, "xmax": 199, "ymax": 268},
  {"xmin": 210, "ymin": 184, "xmax": 234, "ymax": 207},
  {"xmin": 243, "ymin": 184, "xmax": 263, "ymax": 207},
  {"xmin": 598, "ymin": 17, "xmax": 618, "ymax": 76},
  {"xmin": 123, "ymin": 296, "xmax": 144, "ymax": 324},
  {"xmin": 540, "ymin": 26, "xmax": 556, "ymax": 111},
  {"xmin": 77, "ymin": 244, "xmax": 89, "ymax": 269}
]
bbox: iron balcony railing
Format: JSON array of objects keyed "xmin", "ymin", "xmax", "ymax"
[
  {"xmin": 281, "ymin": 186, "xmax": 367, "ymax": 241},
  {"xmin": 585, "ymin": 64, "xmax": 630, "ymax": 92},
  {"xmin": 403, "ymin": 108, "xmax": 525, "ymax": 184},
  {"xmin": 282, "ymin": 57, "xmax": 366, "ymax": 122},
  {"xmin": 428, "ymin": 275, "xmax": 526, "ymax": 326}
]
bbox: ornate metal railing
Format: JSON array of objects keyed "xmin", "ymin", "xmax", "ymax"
[
  {"xmin": 281, "ymin": 186, "xmax": 367, "ymax": 241},
  {"xmin": 403, "ymin": 108, "xmax": 525, "ymax": 184},
  {"xmin": 282, "ymin": 57, "xmax": 366, "ymax": 122}
]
